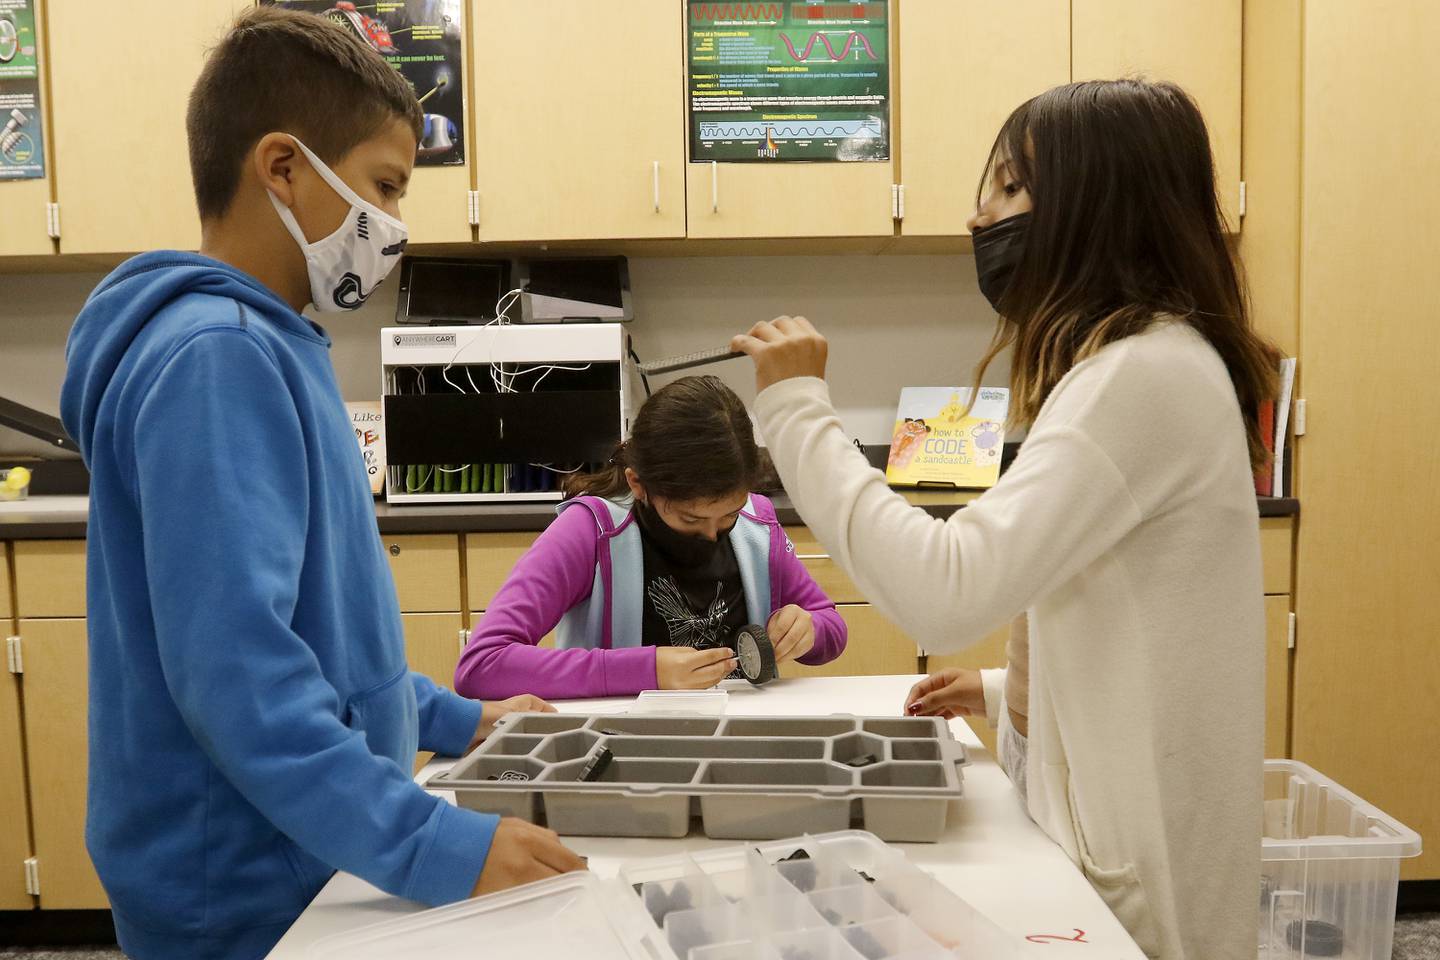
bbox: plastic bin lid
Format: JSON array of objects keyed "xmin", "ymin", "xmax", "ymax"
[
  {"xmin": 307, "ymin": 872, "xmax": 655, "ymax": 959},
  {"xmin": 1261, "ymin": 759, "xmax": 1423, "ymax": 861}
]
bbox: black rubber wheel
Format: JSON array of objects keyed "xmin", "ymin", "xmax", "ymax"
[
  {"xmin": 732, "ymin": 624, "xmax": 777, "ymax": 685},
  {"xmin": 1285, "ymin": 919, "xmax": 1344, "ymax": 957}
]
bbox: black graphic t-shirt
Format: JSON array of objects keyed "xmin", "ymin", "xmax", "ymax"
[{"xmin": 638, "ymin": 528, "xmax": 748, "ymax": 650}]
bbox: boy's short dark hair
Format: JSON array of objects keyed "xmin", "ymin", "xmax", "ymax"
[{"xmin": 186, "ymin": 6, "xmax": 423, "ymax": 221}]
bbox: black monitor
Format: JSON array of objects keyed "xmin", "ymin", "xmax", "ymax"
[{"xmin": 394, "ymin": 257, "xmax": 510, "ymax": 325}]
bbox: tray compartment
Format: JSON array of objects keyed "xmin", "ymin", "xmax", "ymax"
[
  {"xmin": 543, "ymin": 759, "xmax": 700, "ymax": 838},
  {"xmin": 698, "ymin": 761, "xmax": 855, "ymax": 839},
  {"xmin": 447, "ymin": 756, "xmax": 548, "ymax": 821},
  {"xmin": 604, "ymin": 735, "xmax": 827, "ymax": 761},
  {"xmin": 721, "ymin": 717, "xmax": 858, "ymax": 738}
]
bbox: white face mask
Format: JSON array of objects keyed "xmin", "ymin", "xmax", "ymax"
[{"xmin": 267, "ymin": 136, "xmax": 408, "ymax": 313}]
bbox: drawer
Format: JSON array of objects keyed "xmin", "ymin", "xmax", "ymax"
[
  {"xmin": 1260, "ymin": 517, "xmax": 1294, "ymax": 595},
  {"xmin": 382, "ymin": 535, "xmax": 462, "ymax": 612},
  {"xmin": 13, "ymin": 540, "xmax": 87, "ymax": 619},
  {"xmin": 782, "ymin": 603, "xmax": 921, "ymax": 680},
  {"xmin": 466, "ymin": 532, "xmax": 541, "ymax": 611},
  {"xmin": 782, "ymin": 526, "xmax": 865, "ymax": 604}
]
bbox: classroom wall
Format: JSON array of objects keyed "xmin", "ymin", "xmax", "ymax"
[{"xmin": 0, "ymin": 254, "xmax": 1008, "ymax": 455}]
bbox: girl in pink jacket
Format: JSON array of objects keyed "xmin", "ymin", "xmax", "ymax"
[{"xmin": 455, "ymin": 375, "xmax": 847, "ymax": 700}]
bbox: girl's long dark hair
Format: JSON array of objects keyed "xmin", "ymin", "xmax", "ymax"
[
  {"xmin": 564, "ymin": 375, "xmax": 763, "ymax": 501},
  {"xmin": 972, "ymin": 78, "xmax": 1278, "ymax": 469}
]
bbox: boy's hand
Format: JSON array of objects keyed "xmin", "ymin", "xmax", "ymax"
[
  {"xmin": 904, "ymin": 669, "xmax": 985, "ymax": 720},
  {"xmin": 656, "ymin": 647, "xmax": 737, "ymax": 690},
  {"xmin": 767, "ymin": 605, "xmax": 815, "ymax": 663},
  {"xmin": 470, "ymin": 818, "xmax": 587, "ymax": 897},
  {"xmin": 471, "ymin": 694, "xmax": 556, "ymax": 751},
  {"xmin": 730, "ymin": 316, "xmax": 828, "ymax": 392}
]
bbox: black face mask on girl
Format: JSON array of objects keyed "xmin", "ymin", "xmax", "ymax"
[
  {"xmin": 971, "ymin": 211, "xmax": 1032, "ymax": 313},
  {"xmin": 634, "ymin": 499, "xmax": 730, "ymax": 567}
]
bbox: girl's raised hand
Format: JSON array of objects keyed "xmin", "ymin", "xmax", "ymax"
[{"xmin": 730, "ymin": 316, "xmax": 828, "ymax": 393}]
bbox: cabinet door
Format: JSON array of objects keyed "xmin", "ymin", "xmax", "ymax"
[
  {"xmin": 470, "ymin": 0, "xmax": 685, "ymax": 241},
  {"xmin": 402, "ymin": 612, "xmax": 466, "ymax": 691},
  {"xmin": 46, "ymin": 2, "xmax": 238, "ymax": 254},
  {"xmin": 13, "ymin": 539, "xmax": 86, "ymax": 618},
  {"xmin": 465, "ymin": 531, "xmax": 540, "ymax": 612},
  {"xmin": 1259, "ymin": 518, "xmax": 1294, "ymax": 596},
  {"xmin": 0, "ymin": 0, "xmax": 53, "ymax": 257},
  {"xmin": 1293, "ymin": 0, "xmax": 1440, "ymax": 881},
  {"xmin": 683, "ymin": 6, "xmax": 895, "ymax": 239},
  {"xmin": 898, "ymin": 0, "xmax": 1069, "ymax": 236},
  {"xmin": 1, "ymin": 544, "xmax": 11, "ymax": 620},
  {"xmin": 783, "ymin": 604, "xmax": 920, "ymax": 680},
  {"xmin": 0, "ymin": 669, "xmax": 33, "ymax": 908},
  {"xmin": 19, "ymin": 618, "xmax": 107, "ymax": 908},
  {"xmin": 382, "ymin": 534, "xmax": 463, "ymax": 613},
  {"xmin": 782, "ymin": 526, "xmax": 863, "ymax": 604},
  {"xmin": 1263, "ymin": 596, "xmax": 1289, "ymax": 760},
  {"xmin": 1071, "ymin": 0, "xmax": 1242, "ymax": 228}
]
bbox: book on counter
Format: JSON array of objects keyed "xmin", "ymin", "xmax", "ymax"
[
  {"xmin": 346, "ymin": 402, "xmax": 386, "ymax": 497},
  {"xmin": 885, "ymin": 386, "xmax": 1009, "ymax": 490}
]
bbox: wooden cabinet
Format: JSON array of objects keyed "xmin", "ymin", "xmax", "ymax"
[
  {"xmin": 783, "ymin": 526, "xmax": 862, "ymax": 603},
  {"xmin": 784, "ymin": 604, "xmax": 920, "ymax": 681},
  {"xmin": 0, "ymin": 668, "xmax": 33, "ymax": 908},
  {"xmin": 1292, "ymin": 0, "xmax": 1440, "ymax": 880},
  {"xmin": 17, "ymin": 618, "xmax": 107, "ymax": 908},
  {"xmin": 683, "ymin": 10, "xmax": 896, "ymax": 240},
  {"xmin": 1, "ymin": 543, "xmax": 12, "ymax": 620},
  {"xmin": 470, "ymin": 0, "xmax": 686, "ymax": 242},
  {"xmin": 1263, "ymin": 596, "xmax": 1289, "ymax": 761},
  {"xmin": 897, "ymin": 0, "xmax": 1069, "ymax": 236},
  {"xmin": 1071, "ymin": 0, "xmax": 1242, "ymax": 229},
  {"xmin": 12, "ymin": 539, "xmax": 86, "ymax": 618},
  {"xmin": 465, "ymin": 531, "xmax": 539, "ymax": 612},
  {"xmin": 402, "ymin": 612, "xmax": 466, "ymax": 691},
  {"xmin": 46, "ymin": 1, "xmax": 237, "ymax": 254},
  {"xmin": 383, "ymin": 534, "xmax": 463, "ymax": 613},
  {"xmin": 0, "ymin": 0, "xmax": 53, "ymax": 256}
]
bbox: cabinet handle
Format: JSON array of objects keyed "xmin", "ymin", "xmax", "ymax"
[
  {"xmin": 389, "ymin": 544, "xmax": 401, "ymax": 557},
  {"xmin": 711, "ymin": 160, "xmax": 719, "ymax": 213},
  {"xmin": 795, "ymin": 553, "xmax": 830, "ymax": 561},
  {"xmin": 653, "ymin": 160, "xmax": 661, "ymax": 213}
]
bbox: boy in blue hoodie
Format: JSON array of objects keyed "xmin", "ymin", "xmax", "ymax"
[{"xmin": 58, "ymin": 9, "xmax": 585, "ymax": 958}]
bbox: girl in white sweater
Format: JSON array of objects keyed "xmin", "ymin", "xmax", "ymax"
[{"xmin": 732, "ymin": 79, "xmax": 1278, "ymax": 960}]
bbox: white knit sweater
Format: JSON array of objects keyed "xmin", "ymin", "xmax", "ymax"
[{"xmin": 754, "ymin": 322, "xmax": 1264, "ymax": 959}]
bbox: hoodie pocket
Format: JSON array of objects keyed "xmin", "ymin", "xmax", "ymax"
[
  {"xmin": 1066, "ymin": 778, "xmax": 1163, "ymax": 958},
  {"xmin": 344, "ymin": 667, "xmax": 419, "ymax": 765}
]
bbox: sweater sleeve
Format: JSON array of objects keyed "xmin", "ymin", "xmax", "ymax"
[
  {"xmin": 454, "ymin": 505, "xmax": 658, "ymax": 700},
  {"xmin": 412, "ymin": 672, "xmax": 483, "ymax": 757},
  {"xmin": 134, "ymin": 330, "xmax": 495, "ymax": 908},
  {"xmin": 752, "ymin": 377, "xmax": 1144, "ymax": 655},
  {"xmin": 773, "ymin": 529, "xmax": 848, "ymax": 666}
]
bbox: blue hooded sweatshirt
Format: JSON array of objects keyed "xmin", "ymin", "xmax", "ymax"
[{"xmin": 60, "ymin": 252, "xmax": 498, "ymax": 960}]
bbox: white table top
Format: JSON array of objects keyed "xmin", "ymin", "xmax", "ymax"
[{"xmin": 267, "ymin": 676, "xmax": 1142, "ymax": 957}]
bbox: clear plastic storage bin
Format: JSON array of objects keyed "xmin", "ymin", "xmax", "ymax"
[
  {"xmin": 309, "ymin": 830, "xmax": 1019, "ymax": 959},
  {"xmin": 1261, "ymin": 759, "xmax": 1422, "ymax": 960}
]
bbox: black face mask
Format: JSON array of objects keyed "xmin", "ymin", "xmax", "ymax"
[
  {"xmin": 971, "ymin": 211, "xmax": 1031, "ymax": 314},
  {"xmin": 634, "ymin": 499, "xmax": 730, "ymax": 567}
]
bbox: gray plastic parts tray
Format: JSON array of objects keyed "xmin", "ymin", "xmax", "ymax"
[
  {"xmin": 309, "ymin": 830, "xmax": 1021, "ymax": 959},
  {"xmin": 432, "ymin": 713, "xmax": 968, "ymax": 842}
]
